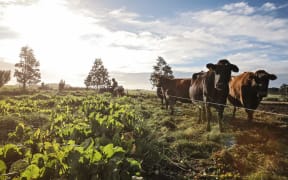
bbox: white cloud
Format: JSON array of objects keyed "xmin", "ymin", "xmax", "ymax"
[
  {"xmin": 222, "ymin": 2, "xmax": 255, "ymax": 15},
  {"xmin": 226, "ymin": 52, "xmax": 288, "ymax": 74},
  {"xmin": 261, "ymin": 2, "xmax": 277, "ymax": 11},
  {"xmin": 0, "ymin": 0, "xmax": 287, "ymax": 88}
]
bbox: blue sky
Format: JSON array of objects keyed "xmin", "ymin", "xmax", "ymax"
[{"xmin": 0, "ymin": 0, "xmax": 287, "ymax": 89}]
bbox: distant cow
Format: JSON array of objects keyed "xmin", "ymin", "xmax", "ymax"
[
  {"xmin": 98, "ymin": 86, "xmax": 125, "ymax": 97},
  {"xmin": 228, "ymin": 70, "xmax": 277, "ymax": 121},
  {"xmin": 189, "ymin": 59, "xmax": 239, "ymax": 131},
  {"xmin": 99, "ymin": 87, "xmax": 113, "ymax": 94},
  {"xmin": 157, "ymin": 77, "xmax": 191, "ymax": 114},
  {"xmin": 113, "ymin": 86, "xmax": 125, "ymax": 97}
]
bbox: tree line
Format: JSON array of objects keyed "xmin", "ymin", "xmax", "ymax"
[{"xmin": 0, "ymin": 46, "xmax": 113, "ymax": 91}]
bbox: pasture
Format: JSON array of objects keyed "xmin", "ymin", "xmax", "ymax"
[{"xmin": 0, "ymin": 88, "xmax": 287, "ymax": 179}]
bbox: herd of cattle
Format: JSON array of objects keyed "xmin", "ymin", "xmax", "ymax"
[
  {"xmin": 99, "ymin": 86, "xmax": 125, "ymax": 97},
  {"xmin": 156, "ymin": 59, "xmax": 277, "ymax": 132}
]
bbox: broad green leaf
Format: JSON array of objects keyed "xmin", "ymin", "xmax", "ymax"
[
  {"xmin": 101, "ymin": 144, "xmax": 114, "ymax": 158},
  {"xmin": 0, "ymin": 160, "xmax": 6, "ymax": 175},
  {"xmin": 127, "ymin": 158, "xmax": 141, "ymax": 169},
  {"xmin": 101, "ymin": 144, "xmax": 125, "ymax": 159},
  {"xmin": 31, "ymin": 153, "xmax": 47, "ymax": 168},
  {"xmin": 3, "ymin": 144, "xmax": 22, "ymax": 160},
  {"xmin": 24, "ymin": 149, "xmax": 32, "ymax": 160},
  {"xmin": 0, "ymin": 147, "xmax": 3, "ymax": 157},
  {"xmin": 21, "ymin": 164, "xmax": 40, "ymax": 179},
  {"xmin": 91, "ymin": 150, "xmax": 102, "ymax": 163},
  {"xmin": 44, "ymin": 142, "xmax": 52, "ymax": 150}
]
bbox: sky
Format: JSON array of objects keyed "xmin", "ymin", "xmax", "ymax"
[{"xmin": 0, "ymin": 0, "xmax": 288, "ymax": 89}]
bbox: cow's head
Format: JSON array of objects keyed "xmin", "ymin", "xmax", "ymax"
[
  {"xmin": 156, "ymin": 76, "xmax": 171, "ymax": 88},
  {"xmin": 155, "ymin": 75, "xmax": 164, "ymax": 87},
  {"xmin": 207, "ymin": 59, "xmax": 239, "ymax": 90},
  {"xmin": 253, "ymin": 70, "xmax": 277, "ymax": 98}
]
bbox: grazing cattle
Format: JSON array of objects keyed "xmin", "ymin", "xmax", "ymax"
[
  {"xmin": 113, "ymin": 86, "xmax": 125, "ymax": 97},
  {"xmin": 157, "ymin": 77, "xmax": 191, "ymax": 114},
  {"xmin": 99, "ymin": 87, "xmax": 113, "ymax": 94},
  {"xmin": 189, "ymin": 59, "xmax": 239, "ymax": 131},
  {"xmin": 228, "ymin": 70, "xmax": 277, "ymax": 121},
  {"xmin": 98, "ymin": 86, "xmax": 125, "ymax": 97}
]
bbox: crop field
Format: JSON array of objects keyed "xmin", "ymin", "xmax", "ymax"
[{"xmin": 0, "ymin": 89, "xmax": 287, "ymax": 180}]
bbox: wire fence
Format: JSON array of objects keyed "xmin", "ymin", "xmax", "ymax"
[{"xmin": 164, "ymin": 94, "xmax": 288, "ymax": 118}]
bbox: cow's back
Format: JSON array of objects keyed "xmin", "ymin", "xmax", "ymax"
[{"xmin": 175, "ymin": 79, "xmax": 191, "ymax": 102}]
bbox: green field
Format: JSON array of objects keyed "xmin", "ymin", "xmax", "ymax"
[{"xmin": 0, "ymin": 89, "xmax": 287, "ymax": 179}]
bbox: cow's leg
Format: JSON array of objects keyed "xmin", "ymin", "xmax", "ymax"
[
  {"xmin": 197, "ymin": 104, "xmax": 202, "ymax": 123},
  {"xmin": 163, "ymin": 91, "xmax": 169, "ymax": 110},
  {"xmin": 205, "ymin": 103, "xmax": 212, "ymax": 131},
  {"xmin": 160, "ymin": 97, "xmax": 164, "ymax": 109},
  {"xmin": 198, "ymin": 104, "xmax": 206, "ymax": 123},
  {"xmin": 169, "ymin": 101, "xmax": 174, "ymax": 115},
  {"xmin": 217, "ymin": 107, "xmax": 224, "ymax": 132},
  {"xmin": 246, "ymin": 110, "xmax": 254, "ymax": 122},
  {"xmin": 165, "ymin": 99, "xmax": 169, "ymax": 110},
  {"xmin": 232, "ymin": 106, "xmax": 236, "ymax": 119}
]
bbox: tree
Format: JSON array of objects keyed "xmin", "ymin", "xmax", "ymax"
[
  {"xmin": 150, "ymin": 56, "xmax": 174, "ymax": 87},
  {"xmin": 84, "ymin": 59, "xmax": 109, "ymax": 90},
  {"xmin": 59, "ymin": 79, "xmax": 65, "ymax": 91},
  {"xmin": 84, "ymin": 74, "xmax": 92, "ymax": 89},
  {"xmin": 0, "ymin": 70, "xmax": 11, "ymax": 87},
  {"xmin": 14, "ymin": 46, "xmax": 41, "ymax": 90}
]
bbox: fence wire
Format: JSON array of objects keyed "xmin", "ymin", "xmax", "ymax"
[{"xmin": 159, "ymin": 92, "xmax": 288, "ymax": 117}]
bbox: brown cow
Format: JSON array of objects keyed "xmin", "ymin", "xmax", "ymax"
[
  {"xmin": 189, "ymin": 59, "xmax": 239, "ymax": 131},
  {"xmin": 157, "ymin": 77, "xmax": 191, "ymax": 114},
  {"xmin": 228, "ymin": 70, "xmax": 277, "ymax": 121}
]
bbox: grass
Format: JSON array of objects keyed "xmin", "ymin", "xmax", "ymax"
[
  {"xmin": 139, "ymin": 90, "xmax": 288, "ymax": 178},
  {"xmin": 0, "ymin": 87, "xmax": 287, "ymax": 179}
]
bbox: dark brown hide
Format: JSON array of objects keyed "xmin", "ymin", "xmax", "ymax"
[
  {"xmin": 158, "ymin": 77, "xmax": 191, "ymax": 114},
  {"xmin": 228, "ymin": 70, "xmax": 277, "ymax": 121}
]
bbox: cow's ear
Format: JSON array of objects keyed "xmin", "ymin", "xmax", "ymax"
[
  {"xmin": 206, "ymin": 63, "xmax": 215, "ymax": 70},
  {"xmin": 269, "ymin": 74, "xmax": 277, "ymax": 80},
  {"xmin": 230, "ymin": 64, "xmax": 239, "ymax": 72}
]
